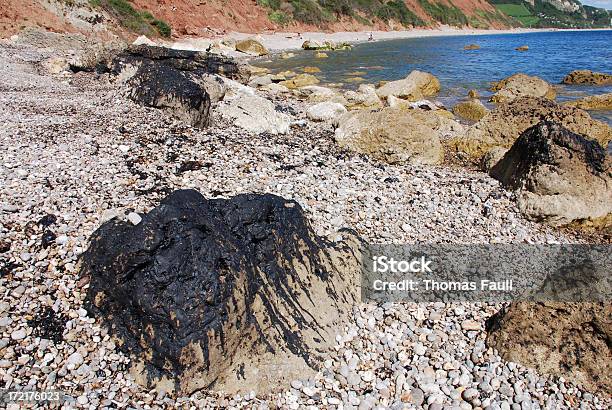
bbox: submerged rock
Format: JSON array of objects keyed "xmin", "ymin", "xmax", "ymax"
[
  {"xmin": 376, "ymin": 70, "xmax": 440, "ymax": 101},
  {"xmin": 490, "ymin": 73, "xmax": 556, "ymax": 103},
  {"xmin": 564, "ymin": 93, "xmax": 612, "ymax": 110},
  {"xmin": 562, "ymin": 70, "xmax": 612, "ymax": 86},
  {"xmin": 334, "ymin": 108, "xmax": 463, "ymax": 165},
  {"xmin": 81, "ymin": 190, "xmax": 361, "ymax": 395},
  {"xmin": 218, "ymin": 94, "xmax": 291, "ymax": 134},
  {"xmin": 279, "ymin": 73, "xmax": 320, "ymax": 89},
  {"xmin": 487, "ymin": 302, "xmax": 611, "ymax": 394},
  {"xmin": 490, "ymin": 121, "xmax": 612, "ymax": 227},
  {"xmin": 246, "ymin": 65, "xmax": 270, "ymax": 76},
  {"xmin": 451, "ymin": 97, "xmax": 612, "ymax": 160},
  {"xmin": 302, "ymin": 40, "xmax": 326, "ymax": 50},
  {"xmin": 515, "ymin": 45, "xmax": 529, "ymax": 51},
  {"xmin": 302, "ymin": 66, "xmax": 321, "ymax": 74}
]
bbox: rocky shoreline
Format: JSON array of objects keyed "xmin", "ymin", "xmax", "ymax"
[{"xmin": 0, "ymin": 31, "xmax": 611, "ymax": 410}]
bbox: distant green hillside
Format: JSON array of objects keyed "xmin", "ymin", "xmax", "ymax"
[
  {"xmin": 490, "ymin": 0, "xmax": 612, "ymax": 28},
  {"xmin": 494, "ymin": 3, "xmax": 540, "ymax": 26}
]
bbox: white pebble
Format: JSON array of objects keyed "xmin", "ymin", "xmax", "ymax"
[
  {"xmin": 127, "ymin": 212, "xmax": 142, "ymax": 226},
  {"xmin": 11, "ymin": 329, "xmax": 27, "ymax": 340}
]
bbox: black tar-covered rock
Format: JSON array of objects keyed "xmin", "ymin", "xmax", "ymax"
[
  {"xmin": 490, "ymin": 121, "xmax": 611, "ymax": 226},
  {"xmin": 81, "ymin": 190, "xmax": 360, "ymax": 394},
  {"xmin": 126, "ymin": 63, "xmax": 211, "ymax": 128},
  {"xmin": 110, "ymin": 45, "xmax": 250, "ymax": 128},
  {"xmin": 111, "ymin": 45, "xmax": 250, "ymax": 83}
]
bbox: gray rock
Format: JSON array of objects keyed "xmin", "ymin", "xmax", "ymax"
[
  {"xmin": 411, "ymin": 388, "xmax": 425, "ymax": 406},
  {"xmin": 347, "ymin": 372, "xmax": 362, "ymax": 387},
  {"xmin": 218, "ymin": 95, "xmax": 291, "ymax": 135},
  {"xmin": 307, "ymin": 102, "xmax": 347, "ymax": 122},
  {"xmin": 11, "ymin": 329, "xmax": 27, "ymax": 340}
]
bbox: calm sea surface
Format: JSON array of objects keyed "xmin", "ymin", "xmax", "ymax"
[{"xmin": 258, "ymin": 30, "xmax": 612, "ymax": 124}]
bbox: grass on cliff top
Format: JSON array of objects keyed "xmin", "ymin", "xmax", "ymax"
[
  {"xmin": 494, "ymin": 4, "xmax": 539, "ymax": 27},
  {"xmin": 90, "ymin": 0, "xmax": 172, "ymax": 38}
]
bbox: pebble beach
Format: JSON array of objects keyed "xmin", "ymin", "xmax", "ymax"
[{"xmin": 0, "ymin": 34, "xmax": 610, "ymax": 410}]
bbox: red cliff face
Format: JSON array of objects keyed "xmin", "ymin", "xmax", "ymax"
[
  {"xmin": 130, "ymin": 0, "xmax": 508, "ymax": 35},
  {"xmin": 0, "ymin": 0, "xmax": 509, "ymax": 39},
  {"xmin": 128, "ymin": 0, "xmax": 276, "ymax": 36},
  {"xmin": 1, "ymin": 0, "xmax": 75, "ymax": 38}
]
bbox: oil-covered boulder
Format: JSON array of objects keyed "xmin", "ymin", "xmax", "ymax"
[
  {"xmin": 490, "ymin": 121, "xmax": 612, "ymax": 227},
  {"xmin": 110, "ymin": 45, "xmax": 250, "ymax": 127},
  {"xmin": 126, "ymin": 64, "xmax": 211, "ymax": 128},
  {"xmin": 110, "ymin": 45, "xmax": 250, "ymax": 83},
  {"xmin": 80, "ymin": 190, "xmax": 361, "ymax": 395}
]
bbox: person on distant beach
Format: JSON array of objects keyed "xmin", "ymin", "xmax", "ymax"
[
  {"xmin": 297, "ymin": 32, "xmax": 302, "ymax": 39},
  {"xmin": 368, "ymin": 33, "xmax": 374, "ymax": 41}
]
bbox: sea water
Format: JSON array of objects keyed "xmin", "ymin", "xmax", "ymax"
[{"xmin": 258, "ymin": 30, "xmax": 612, "ymax": 125}]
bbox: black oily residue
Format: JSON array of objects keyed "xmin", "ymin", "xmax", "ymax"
[
  {"xmin": 37, "ymin": 214, "xmax": 57, "ymax": 228},
  {"xmin": 80, "ymin": 190, "xmax": 347, "ymax": 390},
  {"xmin": 0, "ymin": 260, "xmax": 19, "ymax": 278},
  {"xmin": 41, "ymin": 230, "xmax": 57, "ymax": 249},
  {"xmin": 28, "ymin": 308, "xmax": 66, "ymax": 343},
  {"xmin": 176, "ymin": 160, "xmax": 212, "ymax": 174}
]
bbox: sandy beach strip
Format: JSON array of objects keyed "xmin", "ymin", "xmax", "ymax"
[{"xmin": 162, "ymin": 27, "xmax": 612, "ymax": 53}]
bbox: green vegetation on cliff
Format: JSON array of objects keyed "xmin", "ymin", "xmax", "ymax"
[
  {"xmin": 257, "ymin": 0, "xmax": 430, "ymax": 27},
  {"xmin": 89, "ymin": 0, "xmax": 172, "ymax": 37},
  {"xmin": 417, "ymin": 0, "xmax": 468, "ymax": 26},
  {"xmin": 257, "ymin": 0, "xmax": 553, "ymax": 29},
  {"xmin": 494, "ymin": 3, "xmax": 540, "ymax": 26},
  {"xmin": 491, "ymin": 0, "xmax": 611, "ymax": 28}
]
